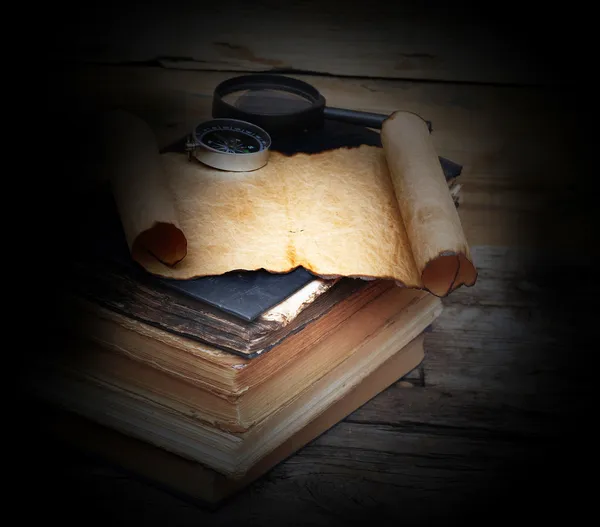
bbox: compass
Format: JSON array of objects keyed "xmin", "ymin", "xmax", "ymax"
[{"xmin": 185, "ymin": 118, "xmax": 271, "ymax": 171}]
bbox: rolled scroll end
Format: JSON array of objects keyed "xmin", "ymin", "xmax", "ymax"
[
  {"xmin": 421, "ymin": 252, "xmax": 478, "ymax": 297},
  {"xmin": 132, "ymin": 222, "xmax": 188, "ymax": 267}
]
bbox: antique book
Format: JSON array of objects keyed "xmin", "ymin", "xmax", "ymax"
[
  {"xmin": 39, "ymin": 333, "xmax": 426, "ymax": 505},
  {"xmin": 63, "ymin": 253, "xmax": 373, "ymax": 358}
]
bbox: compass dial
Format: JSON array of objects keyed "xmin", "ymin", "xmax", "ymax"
[
  {"xmin": 196, "ymin": 121, "xmax": 270, "ymax": 154},
  {"xmin": 188, "ymin": 119, "xmax": 271, "ymax": 171},
  {"xmin": 200, "ymin": 129, "xmax": 263, "ymax": 154}
]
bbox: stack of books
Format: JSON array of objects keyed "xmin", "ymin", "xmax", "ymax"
[{"xmin": 28, "ymin": 217, "xmax": 442, "ymax": 503}]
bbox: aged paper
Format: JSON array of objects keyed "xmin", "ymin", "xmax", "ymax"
[{"xmin": 106, "ymin": 110, "xmax": 476, "ymax": 296}]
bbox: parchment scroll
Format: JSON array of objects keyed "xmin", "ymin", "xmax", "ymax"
[{"xmin": 104, "ymin": 110, "xmax": 477, "ymax": 297}]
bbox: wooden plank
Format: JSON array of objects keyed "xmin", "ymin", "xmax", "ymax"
[
  {"xmin": 45, "ymin": 2, "xmax": 550, "ymax": 85},
  {"xmin": 424, "ymin": 245, "xmax": 593, "ymax": 394}
]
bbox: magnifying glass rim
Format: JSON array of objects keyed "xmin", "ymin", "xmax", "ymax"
[
  {"xmin": 214, "ymin": 74, "xmax": 325, "ymax": 107},
  {"xmin": 212, "ymin": 74, "xmax": 327, "ymax": 134}
]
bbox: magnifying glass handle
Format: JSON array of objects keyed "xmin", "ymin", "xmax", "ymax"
[
  {"xmin": 324, "ymin": 107, "xmax": 388, "ymax": 129},
  {"xmin": 324, "ymin": 107, "xmax": 434, "ymax": 133},
  {"xmin": 323, "ymin": 107, "xmax": 459, "ymax": 179}
]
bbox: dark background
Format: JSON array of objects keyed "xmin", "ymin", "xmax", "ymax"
[{"xmin": 17, "ymin": 1, "xmax": 595, "ymax": 525}]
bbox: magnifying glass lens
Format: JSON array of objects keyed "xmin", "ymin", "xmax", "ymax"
[{"xmin": 222, "ymin": 88, "xmax": 314, "ymax": 116}]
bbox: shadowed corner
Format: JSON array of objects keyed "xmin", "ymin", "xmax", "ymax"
[
  {"xmin": 25, "ymin": 95, "xmax": 116, "ymax": 391},
  {"xmin": 493, "ymin": 255, "xmax": 594, "ymax": 517}
]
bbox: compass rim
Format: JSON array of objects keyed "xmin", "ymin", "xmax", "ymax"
[{"xmin": 189, "ymin": 118, "xmax": 272, "ymax": 172}]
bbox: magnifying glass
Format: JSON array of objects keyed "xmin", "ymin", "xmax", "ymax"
[
  {"xmin": 211, "ymin": 74, "xmax": 461, "ymax": 178},
  {"xmin": 212, "ymin": 74, "xmax": 432, "ymax": 134}
]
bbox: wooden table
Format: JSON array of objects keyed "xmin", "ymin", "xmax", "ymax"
[{"xmin": 26, "ymin": 18, "xmax": 594, "ymax": 522}]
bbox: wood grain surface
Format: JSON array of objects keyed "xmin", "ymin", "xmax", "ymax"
[{"xmin": 39, "ymin": 1, "xmax": 579, "ymax": 85}]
